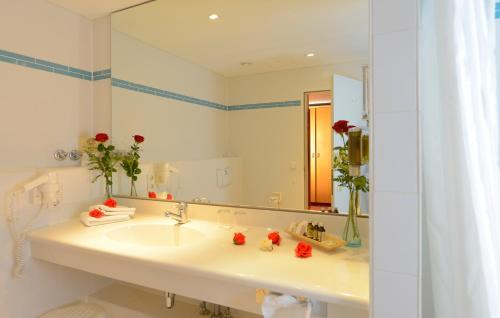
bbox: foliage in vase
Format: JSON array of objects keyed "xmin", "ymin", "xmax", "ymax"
[
  {"xmin": 85, "ymin": 133, "xmax": 123, "ymax": 198},
  {"xmin": 332, "ymin": 120, "xmax": 369, "ymax": 193},
  {"xmin": 120, "ymin": 135, "xmax": 144, "ymax": 196}
]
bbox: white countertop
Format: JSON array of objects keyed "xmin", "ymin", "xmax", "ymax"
[{"xmin": 28, "ymin": 214, "xmax": 369, "ymax": 309}]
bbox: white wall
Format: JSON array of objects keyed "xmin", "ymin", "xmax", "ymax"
[
  {"xmin": 111, "ymin": 30, "xmax": 229, "ymax": 162},
  {"xmin": 0, "ymin": 1, "xmax": 112, "ymax": 317},
  {"xmin": 371, "ymin": 0, "xmax": 420, "ymax": 318},
  {"xmin": 227, "ymin": 64, "xmax": 366, "ymax": 209}
]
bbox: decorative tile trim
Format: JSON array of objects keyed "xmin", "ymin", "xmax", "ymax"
[
  {"xmin": 0, "ymin": 49, "xmax": 110, "ymax": 81},
  {"xmin": 112, "ymin": 77, "xmax": 301, "ymax": 111},
  {"xmin": 228, "ymin": 100, "xmax": 301, "ymax": 111},
  {"xmin": 0, "ymin": 48, "xmax": 300, "ymax": 111},
  {"xmin": 112, "ymin": 78, "xmax": 228, "ymax": 110},
  {"xmin": 93, "ymin": 69, "xmax": 112, "ymax": 81},
  {"xmin": 496, "ymin": 2, "xmax": 500, "ymax": 19}
]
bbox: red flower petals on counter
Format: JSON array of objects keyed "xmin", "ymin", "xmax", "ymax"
[
  {"xmin": 233, "ymin": 232, "xmax": 246, "ymax": 245},
  {"xmin": 166, "ymin": 193, "xmax": 173, "ymax": 200},
  {"xmin": 103, "ymin": 198, "xmax": 117, "ymax": 208},
  {"xmin": 295, "ymin": 241, "xmax": 312, "ymax": 258},
  {"xmin": 267, "ymin": 231, "xmax": 281, "ymax": 246},
  {"xmin": 148, "ymin": 192, "xmax": 157, "ymax": 199},
  {"xmin": 89, "ymin": 209, "xmax": 104, "ymax": 218}
]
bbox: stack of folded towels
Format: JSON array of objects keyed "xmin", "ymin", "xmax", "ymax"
[{"xmin": 80, "ymin": 198, "xmax": 136, "ymax": 227}]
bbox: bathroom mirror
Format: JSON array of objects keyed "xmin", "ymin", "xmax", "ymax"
[{"xmin": 111, "ymin": 0, "xmax": 370, "ymax": 215}]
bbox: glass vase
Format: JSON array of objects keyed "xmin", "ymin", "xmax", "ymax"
[
  {"xmin": 105, "ymin": 183, "xmax": 112, "ymax": 199},
  {"xmin": 130, "ymin": 180, "xmax": 138, "ymax": 197},
  {"xmin": 342, "ymin": 189, "xmax": 362, "ymax": 247}
]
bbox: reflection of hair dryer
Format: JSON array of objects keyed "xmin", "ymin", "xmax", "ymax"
[{"xmin": 154, "ymin": 163, "xmax": 180, "ymax": 186}]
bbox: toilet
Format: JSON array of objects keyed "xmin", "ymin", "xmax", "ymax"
[{"xmin": 40, "ymin": 303, "xmax": 106, "ymax": 318}]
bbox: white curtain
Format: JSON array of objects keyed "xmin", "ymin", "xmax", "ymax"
[{"xmin": 421, "ymin": 0, "xmax": 500, "ymax": 318}]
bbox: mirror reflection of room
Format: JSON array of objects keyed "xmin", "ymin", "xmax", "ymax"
[{"xmin": 111, "ymin": 0, "xmax": 369, "ymax": 214}]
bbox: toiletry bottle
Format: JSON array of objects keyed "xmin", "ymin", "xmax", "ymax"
[
  {"xmin": 306, "ymin": 222, "xmax": 314, "ymax": 238},
  {"xmin": 318, "ymin": 223, "xmax": 325, "ymax": 242},
  {"xmin": 313, "ymin": 222, "xmax": 319, "ymax": 241}
]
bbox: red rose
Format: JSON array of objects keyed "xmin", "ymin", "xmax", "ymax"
[
  {"xmin": 148, "ymin": 192, "xmax": 157, "ymax": 199},
  {"xmin": 295, "ymin": 241, "xmax": 312, "ymax": 258},
  {"xmin": 89, "ymin": 209, "xmax": 104, "ymax": 218},
  {"xmin": 95, "ymin": 133, "xmax": 109, "ymax": 143},
  {"xmin": 133, "ymin": 135, "xmax": 144, "ymax": 143},
  {"xmin": 233, "ymin": 232, "xmax": 246, "ymax": 245},
  {"xmin": 166, "ymin": 193, "xmax": 173, "ymax": 201},
  {"xmin": 268, "ymin": 231, "xmax": 281, "ymax": 246},
  {"xmin": 332, "ymin": 120, "xmax": 355, "ymax": 135},
  {"xmin": 103, "ymin": 198, "xmax": 117, "ymax": 208}
]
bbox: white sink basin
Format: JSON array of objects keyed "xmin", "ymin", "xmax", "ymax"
[{"xmin": 106, "ymin": 224, "xmax": 205, "ymax": 247}]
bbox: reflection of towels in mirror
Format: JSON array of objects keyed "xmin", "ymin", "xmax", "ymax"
[{"xmin": 216, "ymin": 167, "xmax": 232, "ymax": 187}]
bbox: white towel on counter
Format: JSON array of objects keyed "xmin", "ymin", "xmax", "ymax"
[
  {"xmin": 90, "ymin": 205, "xmax": 136, "ymax": 216},
  {"xmin": 80, "ymin": 212, "xmax": 130, "ymax": 227},
  {"xmin": 262, "ymin": 294, "xmax": 312, "ymax": 318}
]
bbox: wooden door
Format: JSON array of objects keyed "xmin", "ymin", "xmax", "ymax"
[
  {"xmin": 309, "ymin": 108, "xmax": 317, "ymax": 201},
  {"xmin": 314, "ymin": 106, "xmax": 332, "ymax": 203}
]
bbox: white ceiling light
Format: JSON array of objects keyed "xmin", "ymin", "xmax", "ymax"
[
  {"xmin": 306, "ymin": 53, "xmax": 315, "ymax": 57},
  {"xmin": 209, "ymin": 14, "xmax": 219, "ymax": 20}
]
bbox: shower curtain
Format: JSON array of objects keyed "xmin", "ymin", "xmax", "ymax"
[{"xmin": 421, "ymin": 0, "xmax": 500, "ymax": 318}]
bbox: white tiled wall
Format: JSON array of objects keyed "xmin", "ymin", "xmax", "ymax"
[
  {"xmin": 0, "ymin": 1, "xmax": 113, "ymax": 317},
  {"xmin": 371, "ymin": 0, "xmax": 420, "ymax": 317}
]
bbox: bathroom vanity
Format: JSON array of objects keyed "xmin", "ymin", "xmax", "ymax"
[{"xmin": 29, "ymin": 211, "xmax": 368, "ymax": 317}]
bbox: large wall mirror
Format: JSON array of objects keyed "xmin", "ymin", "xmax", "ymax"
[{"xmin": 111, "ymin": 0, "xmax": 370, "ymax": 215}]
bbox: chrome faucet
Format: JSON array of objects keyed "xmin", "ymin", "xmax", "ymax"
[{"xmin": 165, "ymin": 202, "xmax": 189, "ymax": 224}]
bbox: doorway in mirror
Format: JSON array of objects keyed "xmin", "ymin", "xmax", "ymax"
[{"xmin": 306, "ymin": 91, "xmax": 333, "ymax": 212}]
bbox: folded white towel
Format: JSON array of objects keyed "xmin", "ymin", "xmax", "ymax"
[
  {"xmin": 262, "ymin": 294, "xmax": 312, "ymax": 318},
  {"xmin": 80, "ymin": 212, "xmax": 130, "ymax": 227},
  {"xmin": 90, "ymin": 205, "xmax": 136, "ymax": 216}
]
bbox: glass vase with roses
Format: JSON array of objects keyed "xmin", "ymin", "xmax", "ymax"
[{"xmin": 332, "ymin": 120, "xmax": 369, "ymax": 247}]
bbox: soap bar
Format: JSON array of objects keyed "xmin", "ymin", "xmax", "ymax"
[{"xmin": 295, "ymin": 221, "xmax": 308, "ymax": 236}]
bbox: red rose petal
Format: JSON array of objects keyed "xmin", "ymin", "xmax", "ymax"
[
  {"xmin": 268, "ymin": 231, "xmax": 281, "ymax": 246},
  {"xmin": 233, "ymin": 232, "xmax": 246, "ymax": 245},
  {"xmin": 295, "ymin": 241, "xmax": 312, "ymax": 258},
  {"xmin": 89, "ymin": 209, "xmax": 104, "ymax": 218},
  {"xmin": 103, "ymin": 198, "xmax": 117, "ymax": 208}
]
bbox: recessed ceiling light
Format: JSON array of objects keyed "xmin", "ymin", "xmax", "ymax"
[
  {"xmin": 209, "ymin": 14, "xmax": 219, "ymax": 20},
  {"xmin": 306, "ymin": 53, "xmax": 315, "ymax": 57}
]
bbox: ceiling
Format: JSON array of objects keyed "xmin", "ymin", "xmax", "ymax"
[
  {"xmin": 47, "ymin": 0, "xmax": 151, "ymax": 19},
  {"xmin": 112, "ymin": 0, "xmax": 369, "ymax": 77},
  {"xmin": 47, "ymin": 0, "xmax": 369, "ymax": 78}
]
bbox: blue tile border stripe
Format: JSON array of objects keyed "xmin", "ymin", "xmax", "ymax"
[
  {"xmin": 112, "ymin": 77, "xmax": 301, "ymax": 111},
  {"xmin": 228, "ymin": 100, "xmax": 301, "ymax": 110},
  {"xmin": 0, "ymin": 48, "xmax": 110, "ymax": 81},
  {"xmin": 112, "ymin": 78, "xmax": 227, "ymax": 110},
  {"xmin": 0, "ymin": 48, "xmax": 300, "ymax": 111},
  {"xmin": 496, "ymin": 2, "xmax": 500, "ymax": 18}
]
